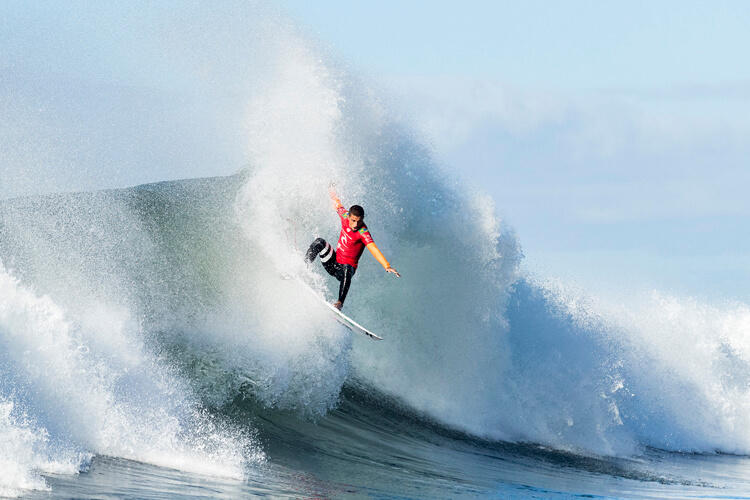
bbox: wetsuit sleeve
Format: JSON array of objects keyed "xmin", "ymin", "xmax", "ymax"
[{"xmin": 366, "ymin": 242, "xmax": 391, "ymax": 270}]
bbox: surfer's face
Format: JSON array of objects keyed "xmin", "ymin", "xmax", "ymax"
[{"xmin": 347, "ymin": 214, "xmax": 363, "ymax": 231}]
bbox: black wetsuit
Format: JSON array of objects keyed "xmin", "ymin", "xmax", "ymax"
[{"xmin": 305, "ymin": 238, "xmax": 356, "ymax": 306}]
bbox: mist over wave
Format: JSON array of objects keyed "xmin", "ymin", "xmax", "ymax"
[
  {"xmin": 0, "ymin": 243, "xmax": 257, "ymax": 497},
  {"xmin": 2, "ymin": 1, "xmax": 750, "ymax": 497}
]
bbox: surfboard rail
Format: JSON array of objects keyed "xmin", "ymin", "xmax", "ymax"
[{"xmin": 284, "ymin": 274, "xmax": 383, "ymax": 340}]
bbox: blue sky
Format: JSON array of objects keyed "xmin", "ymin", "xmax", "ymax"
[
  {"xmin": 280, "ymin": 0, "xmax": 750, "ymax": 90},
  {"xmin": 1, "ymin": 1, "xmax": 748, "ymax": 301}
]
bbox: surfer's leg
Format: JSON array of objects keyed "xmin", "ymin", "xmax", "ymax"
[
  {"xmin": 307, "ymin": 238, "xmax": 341, "ymax": 279},
  {"xmin": 305, "ymin": 238, "xmax": 353, "ymax": 304},
  {"xmin": 305, "ymin": 238, "xmax": 334, "ymax": 266},
  {"xmin": 334, "ymin": 264, "xmax": 356, "ymax": 305}
]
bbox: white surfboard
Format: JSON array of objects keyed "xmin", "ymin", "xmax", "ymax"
[{"xmin": 284, "ymin": 274, "xmax": 383, "ymax": 340}]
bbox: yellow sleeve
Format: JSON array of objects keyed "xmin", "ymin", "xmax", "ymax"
[{"xmin": 366, "ymin": 242, "xmax": 390, "ymax": 270}]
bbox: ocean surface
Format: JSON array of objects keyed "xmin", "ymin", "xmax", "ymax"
[{"xmin": 2, "ymin": 3, "xmax": 750, "ymax": 498}]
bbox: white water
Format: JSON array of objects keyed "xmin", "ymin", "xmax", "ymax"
[
  {"xmin": 2, "ymin": 2, "xmax": 750, "ymax": 497},
  {"xmin": 0, "ymin": 262, "xmax": 257, "ymax": 496}
]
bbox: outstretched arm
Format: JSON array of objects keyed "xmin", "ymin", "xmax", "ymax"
[
  {"xmin": 366, "ymin": 242, "xmax": 401, "ymax": 277},
  {"xmin": 329, "ymin": 186, "xmax": 345, "ymax": 213}
]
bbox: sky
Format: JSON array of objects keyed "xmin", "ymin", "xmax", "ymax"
[
  {"xmin": 279, "ymin": 0, "xmax": 750, "ymax": 302},
  {"xmin": 281, "ymin": 1, "xmax": 750, "ymax": 91},
  {"xmin": 1, "ymin": 1, "xmax": 748, "ymax": 301}
]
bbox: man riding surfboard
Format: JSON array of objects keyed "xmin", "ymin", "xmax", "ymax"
[{"xmin": 304, "ymin": 186, "xmax": 400, "ymax": 310}]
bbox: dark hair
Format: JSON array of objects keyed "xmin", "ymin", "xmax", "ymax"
[{"xmin": 349, "ymin": 205, "xmax": 365, "ymax": 218}]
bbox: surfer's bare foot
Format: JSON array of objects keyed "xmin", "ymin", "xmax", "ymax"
[{"xmin": 333, "ymin": 301, "xmax": 343, "ymax": 311}]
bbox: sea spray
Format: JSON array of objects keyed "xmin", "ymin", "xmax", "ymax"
[
  {"xmin": 0, "ymin": 396, "xmax": 84, "ymax": 498},
  {"xmin": 500, "ymin": 277, "xmax": 750, "ymax": 455},
  {"xmin": 0, "ymin": 260, "xmax": 256, "ymax": 496},
  {"xmin": 586, "ymin": 288, "xmax": 750, "ymax": 453},
  {"xmin": 234, "ymin": 23, "xmax": 525, "ymax": 444}
]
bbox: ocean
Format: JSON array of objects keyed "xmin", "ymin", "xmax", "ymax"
[
  {"xmin": 2, "ymin": 2, "xmax": 750, "ymax": 498},
  {"xmin": 2, "ymin": 171, "xmax": 750, "ymax": 498}
]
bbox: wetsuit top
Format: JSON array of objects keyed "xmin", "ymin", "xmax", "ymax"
[
  {"xmin": 335, "ymin": 205, "xmax": 374, "ymax": 268},
  {"xmin": 330, "ymin": 191, "xmax": 392, "ymax": 270}
]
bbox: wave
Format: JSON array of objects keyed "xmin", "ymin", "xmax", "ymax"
[
  {"xmin": 501, "ymin": 278, "xmax": 750, "ymax": 455},
  {"xmin": 227, "ymin": 24, "xmax": 750, "ymax": 458},
  {"xmin": 0, "ymin": 183, "xmax": 260, "ymax": 495},
  {"xmin": 3, "ymin": 129, "xmax": 750, "ymax": 476},
  {"xmin": 2, "ymin": 2, "xmax": 750, "ymax": 496}
]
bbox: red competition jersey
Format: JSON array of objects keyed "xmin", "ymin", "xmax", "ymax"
[{"xmin": 335, "ymin": 206, "xmax": 374, "ymax": 267}]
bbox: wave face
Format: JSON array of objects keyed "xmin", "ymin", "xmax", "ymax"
[
  {"xmin": 0, "ymin": 179, "xmax": 263, "ymax": 496},
  {"xmin": 2, "ymin": 2, "xmax": 750, "ymax": 497}
]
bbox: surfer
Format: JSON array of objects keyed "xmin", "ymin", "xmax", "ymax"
[{"xmin": 305, "ymin": 186, "xmax": 400, "ymax": 310}]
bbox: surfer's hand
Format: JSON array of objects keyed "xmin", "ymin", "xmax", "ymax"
[
  {"xmin": 386, "ymin": 267, "xmax": 401, "ymax": 277},
  {"xmin": 333, "ymin": 301, "xmax": 343, "ymax": 310}
]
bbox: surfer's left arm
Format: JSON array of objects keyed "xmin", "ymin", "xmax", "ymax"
[{"xmin": 366, "ymin": 242, "xmax": 401, "ymax": 277}]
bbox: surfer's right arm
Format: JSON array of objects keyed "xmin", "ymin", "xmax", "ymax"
[{"xmin": 329, "ymin": 186, "xmax": 346, "ymax": 217}]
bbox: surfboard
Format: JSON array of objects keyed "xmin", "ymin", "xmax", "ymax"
[{"xmin": 283, "ymin": 274, "xmax": 383, "ymax": 340}]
